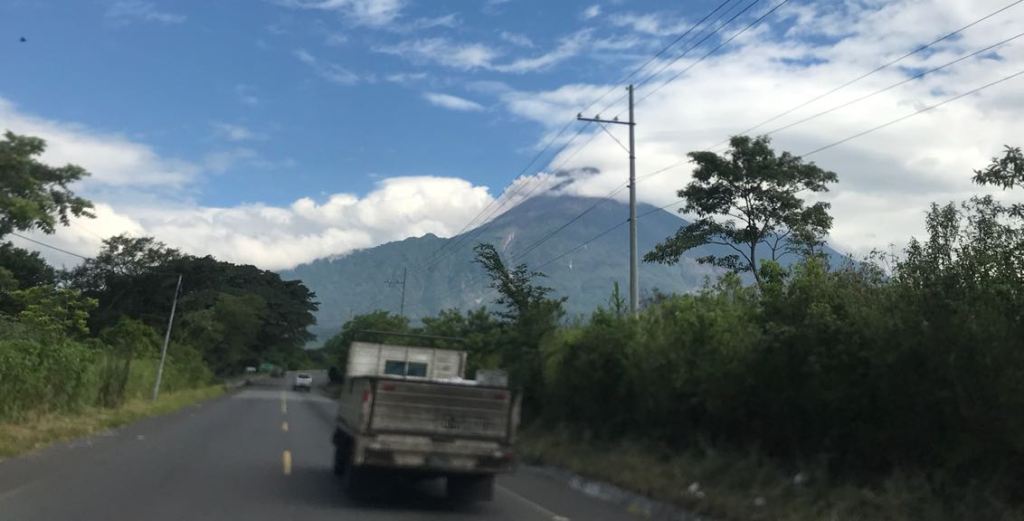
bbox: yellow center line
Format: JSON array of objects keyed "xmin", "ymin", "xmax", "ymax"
[
  {"xmin": 280, "ymin": 391, "xmax": 287, "ymax": 414},
  {"xmin": 282, "ymin": 421, "xmax": 289, "ymax": 432},
  {"xmin": 282, "ymin": 450, "xmax": 292, "ymax": 476}
]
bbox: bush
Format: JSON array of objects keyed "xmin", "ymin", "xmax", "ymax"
[{"xmin": 0, "ymin": 335, "xmax": 95, "ymax": 421}]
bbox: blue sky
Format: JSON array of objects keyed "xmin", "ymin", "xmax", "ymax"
[
  {"xmin": 2, "ymin": 0, "xmax": 724, "ymax": 207},
  {"xmin": 2, "ymin": 0, "xmax": 1023, "ymax": 269}
]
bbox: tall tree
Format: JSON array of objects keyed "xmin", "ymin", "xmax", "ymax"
[
  {"xmin": 473, "ymin": 243, "xmax": 563, "ymax": 408},
  {"xmin": 0, "ymin": 131, "xmax": 94, "ymax": 236},
  {"xmin": 644, "ymin": 135, "xmax": 838, "ymax": 286}
]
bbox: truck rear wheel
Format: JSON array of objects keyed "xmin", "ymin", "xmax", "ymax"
[
  {"xmin": 447, "ymin": 475, "xmax": 495, "ymax": 502},
  {"xmin": 344, "ymin": 467, "xmax": 381, "ymax": 500},
  {"xmin": 332, "ymin": 445, "xmax": 349, "ymax": 477}
]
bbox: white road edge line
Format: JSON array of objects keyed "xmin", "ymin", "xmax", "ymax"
[{"xmin": 497, "ymin": 484, "xmax": 570, "ymax": 521}]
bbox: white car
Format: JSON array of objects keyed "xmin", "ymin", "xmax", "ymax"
[{"xmin": 293, "ymin": 373, "xmax": 313, "ymax": 392}]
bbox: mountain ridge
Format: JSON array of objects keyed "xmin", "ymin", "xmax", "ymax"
[{"xmin": 281, "ymin": 195, "xmax": 843, "ymax": 341}]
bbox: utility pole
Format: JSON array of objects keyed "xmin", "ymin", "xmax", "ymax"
[
  {"xmin": 385, "ymin": 267, "xmax": 407, "ymax": 317},
  {"xmin": 152, "ymin": 274, "xmax": 182, "ymax": 401},
  {"xmin": 578, "ymin": 84, "xmax": 639, "ymax": 316}
]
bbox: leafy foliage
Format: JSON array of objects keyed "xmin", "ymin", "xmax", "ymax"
[
  {"xmin": 645, "ymin": 135, "xmax": 837, "ymax": 286},
  {"xmin": 64, "ymin": 235, "xmax": 318, "ymax": 375},
  {"xmin": 0, "ymin": 131, "xmax": 94, "ymax": 236}
]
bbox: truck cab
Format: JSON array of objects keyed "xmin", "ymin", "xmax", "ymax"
[{"xmin": 332, "ymin": 341, "xmax": 520, "ymax": 501}]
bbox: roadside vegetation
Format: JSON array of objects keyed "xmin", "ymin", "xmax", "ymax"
[
  {"xmin": 328, "ymin": 138, "xmax": 1024, "ymax": 520},
  {"xmin": 0, "ymin": 131, "xmax": 320, "ymax": 454}
]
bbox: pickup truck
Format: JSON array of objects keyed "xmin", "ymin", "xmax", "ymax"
[{"xmin": 331, "ymin": 341, "xmax": 520, "ymax": 501}]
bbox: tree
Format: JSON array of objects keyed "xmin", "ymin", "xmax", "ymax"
[
  {"xmin": 0, "ymin": 242, "xmax": 56, "ymax": 314},
  {"xmin": 0, "ymin": 242, "xmax": 56, "ymax": 288},
  {"xmin": 0, "ymin": 131, "xmax": 94, "ymax": 236},
  {"xmin": 644, "ymin": 135, "xmax": 838, "ymax": 287},
  {"xmin": 473, "ymin": 243, "xmax": 564, "ymax": 408},
  {"xmin": 973, "ymin": 145, "xmax": 1024, "ymax": 218},
  {"xmin": 323, "ymin": 311, "xmax": 410, "ymax": 371},
  {"xmin": 11, "ymin": 285, "xmax": 97, "ymax": 339},
  {"xmin": 64, "ymin": 234, "xmax": 181, "ymax": 295},
  {"xmin": 472, "ymin": 243, "xmax": 564, "ymax": 326}
]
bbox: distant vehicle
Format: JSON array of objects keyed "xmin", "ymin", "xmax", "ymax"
[
  {"xmin": 293, "ymin": 373, "xmax": 313, "ymax": 391},
  {"xmin": 244, "ymin": 366, "xmax": 257, "ymax": 374},
  {"xmin": 332, "ymin": 341, "xmax": 520, "ymax": 502}
]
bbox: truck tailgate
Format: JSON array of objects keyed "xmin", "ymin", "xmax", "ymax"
[{"xmin": 369, "ymin": 380, "xmax": 511, "ymax": 441}]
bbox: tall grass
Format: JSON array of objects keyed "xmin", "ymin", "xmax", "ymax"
[{"xmin": 0, "ymin": 333, "xmax": 212, "ymax": 422}]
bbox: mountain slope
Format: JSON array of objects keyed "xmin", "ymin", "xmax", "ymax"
[{"xmin": 281, "ymin": 195, "xmax": 844, "ymax": 341}]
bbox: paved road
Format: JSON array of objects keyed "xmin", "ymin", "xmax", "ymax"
[{"xmin": 0, "ymin": 373, "xmax": 638, "ymax": 521}]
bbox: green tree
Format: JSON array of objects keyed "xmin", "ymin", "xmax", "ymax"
[
  {"xmin": 473, "ymin": 243, "xmax": 564, "ymax": 408},
  {"xmin": 644, "ymin": 135, "xmax": 837, "ymax": 286},
  {"xmin": 324, "ymin": 310, "xmax": 410, "ymax": 371},
  {"xmin": 11, "ymin": 285, "xmax": 97, "ymax": 339},
  {"xmin": 0, "ymin": 131, "xmax": 94, "ymax": 236},
  {"xmin": 0, "ymin": 241, "xmax": 55, "ymax": 288}
]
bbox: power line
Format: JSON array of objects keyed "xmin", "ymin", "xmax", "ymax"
[
  {"xmin": 628, "ymin": 27, "xmax": 1024, "ymax": 185},
  {"xmin": 503, "ymin": 2, "xmax": 794, "ymax": 264},
  {"xmin": 761, "ymin": 31, "xmax": 1024, "ymax": 139},
  {"xmin": 635, "ymin": 0, "xmax": 793, "ymax": 106},
  {"xmin": 536, "ymin": 199, "xmax": 686, "ymax": 270},
  {"xmin": 421, "ymin": 0, "xmax": 739, "ymax": 269},
  {"xmin": 592, "ymin": 0, "xmax": 754, "ymax": 117},
  {"xmin": 802, "ymin": 66, "xmax": 1024, "ymax": 156},
  {"xmin": 421, "ymin": 124, "xmax": 592, "ymax": 270},
  {"xmin": 714, "ymin": 0, "xmax": 1024, "ymax": 147},
  {"xmin": 8, "ymin": 232, "xmax": 91, "ymax": 260}
]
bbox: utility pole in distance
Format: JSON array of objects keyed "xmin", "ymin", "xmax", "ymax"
[
  {"xmin": 152, "ymin": 274, "xmax": 182, "ymax": 401},
  {"xmin": 578, "ymin": 84, "xmax": 639, "ymax": 316},
  {"xmin": 385, "ymin": 267, "xmax": 407, "ymax": 317}
]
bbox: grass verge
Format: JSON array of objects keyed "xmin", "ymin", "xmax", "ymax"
[
  {"xmin": 518, "ymin": 428, "xmax": 1024, "ymax": 521},
  {"xmin": 0, "ymin": 385, "xmax": 225, "ymax": 460}
]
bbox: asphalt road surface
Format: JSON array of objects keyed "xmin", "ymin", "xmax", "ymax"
[{"xmin": 0, "ymin": 372, "xmax": 640, "ymax": 521}]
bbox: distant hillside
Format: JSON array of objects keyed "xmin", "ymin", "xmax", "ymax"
[{"xmin": 281, "ymin": 195, "xmax": 845, "ymax": 342}]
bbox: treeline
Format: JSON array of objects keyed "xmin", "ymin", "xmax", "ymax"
[
  {"xmin": 327, "ymin": 141, "xmax": 1024, "ymax": 512},
  {"xmin": 0, "ymin": 131, "xmax": 319, "ymax": 421}
]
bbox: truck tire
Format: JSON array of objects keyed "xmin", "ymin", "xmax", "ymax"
[
  {"xmin": 343, "ymin": 467, "xmax": 380, "ymax": 500},
  {"xmin": 447, "ymin": 475, "xmax": 495, "ymax": 502},
  {"xmin": 332, "ymin": 445, "xmax": 349, "ymax": 477}
]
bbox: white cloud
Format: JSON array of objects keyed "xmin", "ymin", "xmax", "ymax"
[
  {"xmin": 385, "ymin": 72, "xmax": 428, "ymax": 84},
  {"xmin": 581, "ymin": 4, "xmax": 602, "ymax": 20},
  {"xmin": 376, "ymin": 38, "xmax": 501, "ymax": 70},
  {"xmin": 377, "ymin": 31, "xmax": 589, "ymax": 73},
  {"xmin": 235, "ymin": 84, "xmax": 260, "ymax": 106},
  {"xmin": 0, "ymin": 97, "xmax": 196, "ymax": 188},
  {"xmin": 493, "ymin": 30, "xmax": 591, "ymax": 73},
  {"xmin": 276, "ymin": 0, "xmax": 405, "ymax": 27},
  {"xmin": 293, "ymin": 48, "xmax": 362, "ymax": 85},
  {"xmin": 423, "ymin": 92, "xmax": 485, "ymax": 112},
  {"xmin": 106, "ymin": 1, "xmax": 185, "ymax": 24},
  {"xmin": 500, "ymin": 31, "xmax": 534, "ymax": 48},
  {"xmin": 609, "ymin": 12, "xmax": 692, "ymax": 36},
  {"xmin": 397, "ymin": 13, "xmax": 460, "ymax": 32},
  {"xmin": 211, "ymin": 122, "xmax": 265, "ymax": 142},
  {"xmin": 21, "ymin": 177, "xmax": 497, "ymax": 271},
  {"xmin": 325, "ymin": 33, "xmax": 349, "ymax": 46},
  {"xmin": 502, "ymin": 0, "xmax": 1024, "ymax": 257}
]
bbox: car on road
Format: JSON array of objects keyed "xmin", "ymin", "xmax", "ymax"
[{"xmin": 293, "ymin": 373, "xmax": 313, "ymax": 392}]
